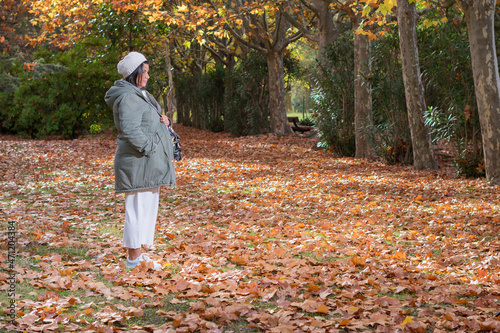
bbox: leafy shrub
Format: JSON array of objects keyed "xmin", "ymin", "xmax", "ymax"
[
  {"xmin": 175, "ymin": 67, "xmax": 226, "ymax": 132},
  {"xmin": 224, "ymin": 51, "xmax": 270, "ymax": 136},
  {"xmin": 0, "ymin": 36, "xmax": 120, "ymax": 138},
  {"xmin": 454, "ymin": 150, "xmax": 485, "ymax": 178},
  {"xmin": 311, "ymin": 31, "xmax": 355, "ymax": 156},
  {"xmin": 419, "ymin": 12, "xmax": 483, "ymax": 176},
  {"xmin": 369, "ymin": 29, "xmax": 412, "ymax": 165},
  {"xmin": 198, "ymin": 67, "xmax": 226, "ymax": 132},
  {"xmin": 0, "ymin": 62, "xmax": 20, "ymax": 94},
  {"xmin": 383, "ymin": 138, "xmax": 412, "ymax": 165},
  {"xmin": 312, "ymin": 14, "xmax": 484, "ymax": 172},
  {"xmin": 423, "ymin": 106, "xmax": 457, "ymax": 144},
  {"xmin": 298, "ymin": 116, "xmax": 315, "ymax": 126},
  {"xmin": 175, "ymin": 50, "xmax": 298, "ymax": 136},
  {"xmin": 312, "ymin": 16, "xmax": 481, "ymax": 171}
]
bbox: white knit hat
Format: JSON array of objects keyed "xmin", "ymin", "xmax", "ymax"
[{"xmin": 117, "ymin": 52, "xmax": 147, "ymax": 78}]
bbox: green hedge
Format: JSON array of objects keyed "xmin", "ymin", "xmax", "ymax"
[{"xmin": 0, "ymin": 36, "xmax": 120, "ymax": 138}]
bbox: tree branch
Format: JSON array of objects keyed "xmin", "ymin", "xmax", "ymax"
[
  {"xmin": 284, "ymin": 31, "xmax": 304, "ymax": 50},
  {"xmin": 282, "ymin": 9, "xmax": 318, "ymax": 42},
  {"xmin": 203, "ymin": 43, "xmax": 228, "ymax": 65},
  {"xmin": 224, "ymin": 22, "xmax": 268, "ymax": 54},
  {"xmin": 300, "ymin": 0, "xmax": 319, "ymax": 14},
  {"xmin": 271, "ymin": 9, "xmax": 284, "ymax": 49}
]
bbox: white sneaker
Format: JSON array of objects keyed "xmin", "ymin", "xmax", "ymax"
[{"xmin": 126, "ymin": 253, "xmax": 162, "ymax": 270}]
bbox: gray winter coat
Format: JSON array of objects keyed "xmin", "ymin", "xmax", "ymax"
[{"xmin": 105, "ymin": 80, "xmax": 176, "ymax": 193}]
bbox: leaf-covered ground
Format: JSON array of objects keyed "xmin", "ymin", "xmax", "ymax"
[{"xmin": 1, "ymin": 125, "xmax": 500, "ymax": 333}]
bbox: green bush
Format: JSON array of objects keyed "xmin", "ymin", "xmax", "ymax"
[
  {"xmin": 298, "ymin": 116, "xmax": 315, "ymax": 126},
  {"xmin": 454, "ymin": 150, "xmax": 485, "ymax": 178},
  {"xmin": 312, "ymin": 16, "xmax": 482, "ymax": 171},
  {"xmin": 423, "ymin": 106, "xmax": 456, "ymax": 144},
  {"xmin": 369, "ymin": 29, "xmax": 412, "ymax": 165},
  {"xmin": 198, "ymin": 67, "xmax": 225, "ymax": 132},
  {"xmin": 311, "ymin": 31, "xmax": 355, "ymax": 156},
  {"xmin": 224, "ymin": 51, "xmax": 271, "ymax": 136},
  {"xmin": 0, "ymin": 36, "xmax": 120, "ymax": 138},
  {"xmin": 175, "ymin": 50, "xmax": 298, "ymax": 136},
  {"xmin": 174, "ymin": 68, "xmax": 226, "ymax": 132},
  {"xmin": 419, "ymin": 15, "xmax": 483, "ymax": 176}
]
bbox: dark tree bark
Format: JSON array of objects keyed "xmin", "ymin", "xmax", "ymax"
[
  {"xmin": 267, "ymin": 51, "xmax": 290, "ymax": 135},
  {"xmin": 352, "ymin": 14, "xmax": 373, "ymax": 158},
  {"xmin": 165, "ymin": 42, "xmax": 175, "ymax": 121},
  {"xmin": 316, "ymin": 0, "xmax": 336, "ymax": 63},
  {"xmin": 353, "ymin": 24, "xmax": 373, "ymax": 158},
  {"xmin": 397, "ymin": 0, "xmax": 438, "ymax": 170}
]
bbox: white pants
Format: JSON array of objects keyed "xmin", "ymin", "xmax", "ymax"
[{"xmin": 123, "ymin": 187, "xmax": 160, "ymax": 249}]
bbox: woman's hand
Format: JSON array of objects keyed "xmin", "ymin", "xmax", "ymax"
[{"xmin": 160, "ymin": 115, "xmax": 170, "ymax": 127}]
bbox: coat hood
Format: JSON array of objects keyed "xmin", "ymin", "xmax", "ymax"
[{"xmin": 105, "ymin": 80, "xmax": 143, "ymax": 109}]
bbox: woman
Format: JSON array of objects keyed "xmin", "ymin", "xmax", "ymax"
[{"xmin": 105, "ymin": 51, "xmax": 176, "ymax": 269}]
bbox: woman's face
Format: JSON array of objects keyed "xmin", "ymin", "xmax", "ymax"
[{"xmin": 136, "ymin": 63, "xmax": 150, "ymax": 89}]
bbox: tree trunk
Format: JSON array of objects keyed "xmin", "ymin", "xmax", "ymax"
[
  {"xmin": 353, "ymin": 30, "xmax": 373, "ymax": 158},
  {"xmin": 165, "ymin": 42, "xmax": 175, "ymax": 121},
  {"xmin": 267, "ymin": 51, "xmax": 293, "ymax": 136},
  {"xmin": 177, "ymin": 97, "xmax": 186, "ymax": 125},
  {"xmin": 315, "ymin": 0, "xmax": 337, "ymax": 66},
  {"xmin": 223, "ymin": 56, "xmax": 235, "ymax": 132},
  {"xmin": 174, "ymin": 73, "xmax": 189, "ymax": 126},
  {"xmin": 456, "ymin": 0, "xmax": 500, "ymax": 185},
  {"xmin": 173, "ymin": 77, "xmax": 183, "ymax": 125},
  {"xmin": 397, "ymin": 0, "xmax": 438, "ymax": 170}
]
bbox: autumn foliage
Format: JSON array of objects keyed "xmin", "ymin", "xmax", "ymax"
[{"xmin": 1, "ymin": 126, "xmax": 500, "ymax": 332}]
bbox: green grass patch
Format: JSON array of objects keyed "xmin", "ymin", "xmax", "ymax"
[
  {"xmin": 99, "ymin": 224, "xmax": 122, "ymax": 238},
  {"xmin": 287, "ymin": 112, "xmax": 314, "ymax": 121},
  {"xmin": 21, "ymin": 243, "xmax": 89, "ymax": 263},
  {"xmin": 224, "ymin": 317, "xmax": 262, "ymax": 332},
  {"xmin": 378, "ymin": 290, "xmax": 416, "ymax": 301}
]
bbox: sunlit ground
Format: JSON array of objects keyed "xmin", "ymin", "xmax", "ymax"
[{"xmin": 1, "ymin": 125, "xmax": 499, "ymax": 332}]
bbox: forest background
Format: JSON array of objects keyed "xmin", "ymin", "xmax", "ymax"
[
  {"xmin": 1, "ymin": 0, "xmax": 500, "ymax": 332},
  {"xmin": 1, "ymin": 0, "xmax": 500, "ymax": 183}
]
